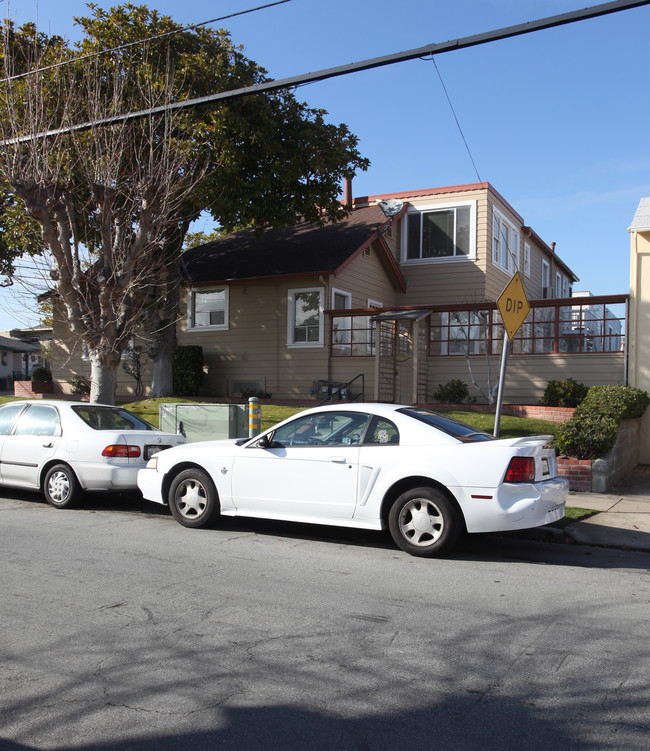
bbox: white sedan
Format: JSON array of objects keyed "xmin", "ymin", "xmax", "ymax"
[
  {"xmin": 138, "ymin": 403, "xmax": 568, "ymax": 557},
  {"xmin": 0, "ymin": 400, "xmax": 186, "ymax": 508}
]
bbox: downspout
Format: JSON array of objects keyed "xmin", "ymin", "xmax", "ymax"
[{"xmin": 320, "ymin": 275, "xmax": 331, "ymax": 381}]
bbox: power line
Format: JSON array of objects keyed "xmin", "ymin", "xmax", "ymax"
[
  {"xmin": 2, "ymin": 0, "xmax": 292, "ymax": 82},
  {"xmin": 429, "ymin": 57, "xmax": 482, "ymax": 184},
  {"xmin": 2, "ymin": 0, "xmax": 650, "ymax": 145}
]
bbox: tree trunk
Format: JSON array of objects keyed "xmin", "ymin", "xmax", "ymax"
[
  {"xmin": 89, "ymin": 353, "xmax": 120, "ymax": 404},
  {"xmin": 150, "ymin": 350, "xmax": 174, "ymax": 397},
  {"xmin": 146, "ymin": 260, "xmax": 182, "ymax": 397}
]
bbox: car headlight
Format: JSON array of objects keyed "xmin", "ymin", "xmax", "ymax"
[{"xmin": 145, "ymin": 457, "xmax": 158, "ymax": 470}]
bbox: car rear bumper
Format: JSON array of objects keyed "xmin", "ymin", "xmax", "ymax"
[
  {"xmin": 456, "ymin": 476, "xmax": 569, "ymax": 533},
  {"xmin": 74, "ymin": 462, "xmax": 145, "ymax": 492}
]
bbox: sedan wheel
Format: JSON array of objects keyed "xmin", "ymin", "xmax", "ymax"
[
  {"xmin": 44, "ymin": 464, "xmax": 80, "ymax": 509},
  {"xmin": 169, "ymin": 468, "xmax": 219, "ymax": 528},
  {"xmin": 388, "ymin": 487, "xmax": 461, "ymax": 557}
]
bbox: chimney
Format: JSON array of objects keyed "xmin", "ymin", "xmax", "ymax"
[
  {"xmin": 344, "ymin": 177, "xmax": 353, "ymax": 209},
  {"xmin": 551, "ymin": 242, "xmax": 556, "ymax": 253}
]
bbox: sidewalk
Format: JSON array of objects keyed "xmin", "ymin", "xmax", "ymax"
[{"xmin": 556, "ymin": 464, "xmax": 650, "ymax": 552}]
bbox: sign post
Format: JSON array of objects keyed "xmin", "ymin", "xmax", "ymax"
[{"xmin": 494, "ymin": 271, "xmax": 530, "ymax": 437}]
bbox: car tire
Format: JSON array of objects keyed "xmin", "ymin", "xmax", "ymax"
[
  {"xmin": 388, "ymin": 486, "xmax": 461, "ymax": 557},
  {"xmin": 44, "ymin": 464, "xmax": 81, "ymax": 509},
  {"xmin": 168, "ymin": 468, "xmax": 219, "ymax": 528}
]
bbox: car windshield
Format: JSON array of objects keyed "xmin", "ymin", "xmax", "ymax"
[
  {"xmin": 72, "ymin": 406, "xmax": 156, "ymax": 432},
  {"xmin": 397, "ymin": 407, "xmax": 494, "ymax": 442}
]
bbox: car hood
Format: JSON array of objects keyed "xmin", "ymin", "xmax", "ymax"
[{"xmin": 160, "ymin": 438, "xmax": 241, "ymax": 457}]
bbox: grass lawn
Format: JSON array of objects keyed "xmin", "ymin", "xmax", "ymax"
[
  {"xmin": 1, "ymin": 395, "xmax": 561, "ymax": 438},
  {"xmin": 119, "ymin": 400, "xmax": 561, "ymax": 438},
  {"xmin": 550, "ymin": 506, "xmax": 600, "ymax": 529}
]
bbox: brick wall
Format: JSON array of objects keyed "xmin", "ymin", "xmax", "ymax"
[
  {"xmin": 502, "ymin": 405, "xmax": 576, "ymax": 423},
  {"xmin": 429, "ymin": 403, "xmax": 576, "ymax": 424},
  {"xmin": 557, "ymin": 456, "xmax": 593, "ymax": 492}
]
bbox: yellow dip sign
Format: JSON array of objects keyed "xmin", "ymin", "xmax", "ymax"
[{"xmin": 497, "ymin": 271, "xmax": 530, "ymax": 341}]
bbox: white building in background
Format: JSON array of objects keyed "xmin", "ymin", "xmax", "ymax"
[{"xmin": 571, "ymin": 291, "xmax": 624, "ymax": 353}]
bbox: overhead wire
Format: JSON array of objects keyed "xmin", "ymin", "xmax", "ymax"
[
  {"xmin": 427, "ymin": 56, "xmax": 482, "ymax": 184},
  {"xmin": 2, "ymin": 0, "xmax": 293, "ymax": 82}
]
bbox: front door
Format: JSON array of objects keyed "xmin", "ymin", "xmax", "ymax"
[{"xmin": 232, "ymin": 410, "xmax": 372, "ymax": 520}]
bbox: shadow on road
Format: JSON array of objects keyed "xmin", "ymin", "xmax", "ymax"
[{"xmin": 2, "ymin": 488, "xmax": 648, "ymax": 572}]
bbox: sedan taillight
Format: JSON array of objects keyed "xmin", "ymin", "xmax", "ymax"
[
  {"xmin": 102, "ymin": 445, "xmax": 141, "ymax": 458},
  {"xmin": 504, "ymin": 456, "xmax": 535, "ymax": 483}
]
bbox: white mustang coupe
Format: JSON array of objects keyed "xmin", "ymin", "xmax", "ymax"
[{"xmin": 138, "ymin": 403, "xmax": 568, "ymax": 557}]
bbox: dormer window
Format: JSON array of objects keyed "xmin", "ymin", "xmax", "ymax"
[{"xmin": 402, "ymin": 200, "xmax": 476, "ymax": 263}]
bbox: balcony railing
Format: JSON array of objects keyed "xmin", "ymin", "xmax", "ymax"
[{"xmin": 327, "ymin": 295, "xmax": 628, "ymax": 358}]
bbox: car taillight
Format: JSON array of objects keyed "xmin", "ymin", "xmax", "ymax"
[
  {"xmin": 504, "ymin": 456, "xmax": 535, "ymax": 483},
  {"xmin": 102, "ymin": 445, "xmax": 141, "ymax": 458}
]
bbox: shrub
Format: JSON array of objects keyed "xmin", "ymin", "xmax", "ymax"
[
  {"xmin": 70, "ymin": 375, "xmax": 90, "ymax": 395},
  {"xmin": 555, "ymin": 412, "xmax": 619, "ymax": 459},
  {"xmin": 580, "ymin": 385, "xmax": 650, "ymax": 420},
  {"xmin": 431, "ymin": 379, "xmax": 474, "ymax": 404},
  {"xmin": 173, "ymin": 345, "xmax": 204, "ymax": 397},
  {"xmin": 540, "ymin": 378, "xmax": 589, "ymax": 407},
  {"xmin": 555, "ymin": 385, "xmax": 649, "ymax": 459},
  {"xmin": 240, "ymin": 387, "xmax": 271, "ymax": 399},
  {"xmin": 30, "ymin": 367, "xmax": 52, "ymax": 383}
]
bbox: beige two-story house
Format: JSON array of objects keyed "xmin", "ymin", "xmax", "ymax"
[
  {"xmin": 52, "ymin": 181, "xmax": 627, "ymax": 404},
  {"xmin": 176, "ymin": 181, "xmax": 584, "ymax": 403}
]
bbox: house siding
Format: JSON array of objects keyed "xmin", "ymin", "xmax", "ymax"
[
  {"xmin": 428, "ymin": 353, "xmax": 625, "ymax": 405},
  {"xmin": 333, "ymin": 240, "xmax": 401, "ymax": 308}
]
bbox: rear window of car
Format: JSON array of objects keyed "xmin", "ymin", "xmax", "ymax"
[
  {"xmin": 0, "ymin": 403, "xmax": 26, "ymax": 435},
  {"xmin": 72, "ymin": 406, "xmax": 156, "ymax": 431},
  {"xmin": 397, "ymin": 407, "xmax": 494, "ymax": 442}
]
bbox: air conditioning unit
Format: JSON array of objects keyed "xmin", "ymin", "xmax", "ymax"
[{"xmin": 542, "ymin": 287, "xmax": 554, "ymax": 299}]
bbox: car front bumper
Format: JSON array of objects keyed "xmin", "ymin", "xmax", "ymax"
[{"xmin": 137, "ymin": 467, "xmax": 165, "ymax": 505}]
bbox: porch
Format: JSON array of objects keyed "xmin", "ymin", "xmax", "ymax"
[{"xmin": 326, "ymin": 294, "xmax": 628, "ymax": 405}]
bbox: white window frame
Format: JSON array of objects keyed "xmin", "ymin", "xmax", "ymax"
[
  {"xmin": 523, "ymin": 242, "xmax": 531, "ymax": 277},
  {"xmin": 542, "ymin": 259, "xmax": 551, "ymax": 295},
  {"xmin": 287, "ymin": 287, "xmax": 324, "ymax": 348},
  {"xmin": 187, "ymin": 287, "xmax": 229, "ymax": 331},
  {"xmin": 332, "ymin": 288, "xmax": 352, "ymax": 355},
  {"xmin": 331, "ymin": 288, "xmax": 352, "ymax": 311},
  {"xmin": 492, "ymin": 207, "xmax": 520, "ymax": 276},
  {"xmin": 401, "ymin": 200, "xmax": 477, "ymax": 264},
  {"xmin": 367, "ymin": 298, "xmax": 383, "ymax": 309},
  {"xmin": 555, "ymin": 272, "xmax": 563, "ymax": 299}
]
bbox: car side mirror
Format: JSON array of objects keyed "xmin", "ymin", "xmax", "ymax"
[
  {"xmin": 257, "ymin": 434, "xmax": 270, "ymax": 448},
  {"xmin": 256, "ymin": 433, "xmax": 282, "ymax": 449}
]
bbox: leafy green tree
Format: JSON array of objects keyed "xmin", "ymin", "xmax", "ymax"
[{"xmin": 0, "ymin": 5, "xmax": 368, "ymax": 402}]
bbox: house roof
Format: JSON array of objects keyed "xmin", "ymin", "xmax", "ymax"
[
  {"xmin": 0, "ymin": 334, "xmax": 40, "ymax": 353},
  {"xmin": 182, "ymin": 205, "xmax": 405, "ymax": 288},
  {"xmin": 629, "ymin": 197, "xmax": 650, "ymax": 232}
]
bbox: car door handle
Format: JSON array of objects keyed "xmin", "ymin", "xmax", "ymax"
[
  {"xmin": 330, "ymin": 456, "xmax": 347, "ymax": 463},
  {"xmin": 42, "ymin": 442, "xmax": 54, "ymax": 448}
]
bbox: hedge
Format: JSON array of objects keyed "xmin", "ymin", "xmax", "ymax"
[{"xmin": 555, "ymin": 385, "xmax": 649, "ymax": 459}]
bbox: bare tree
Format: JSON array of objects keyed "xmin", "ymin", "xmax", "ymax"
[
  {"xmin": 0, "ymin": 33, "xmax": 205, "ymax": 402},
  {"xmin": 450, "ymin": 309, "xmax": 501, "ymax": 404},
  {"xmin": 1, "ymin": 9, "xmax": 368, "ymax": 402}
]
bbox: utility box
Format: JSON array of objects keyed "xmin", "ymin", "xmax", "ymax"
[{"xmin": 159, "ymin": 403, "xmax": 248, "ymax": 443}]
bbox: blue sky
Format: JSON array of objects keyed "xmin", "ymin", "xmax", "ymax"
[{"xmin": 2, "ymin": 0, "xmax": 649, "ymax": 330}]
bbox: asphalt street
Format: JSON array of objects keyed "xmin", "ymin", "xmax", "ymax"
[{"xmin": 1, "ymin": 490, "xmax": 649, "ymax": 751}]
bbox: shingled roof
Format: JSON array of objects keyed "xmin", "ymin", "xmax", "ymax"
[{"xmin": 182, "ymin": 205, "xmax": 400, "ymax": 285}]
